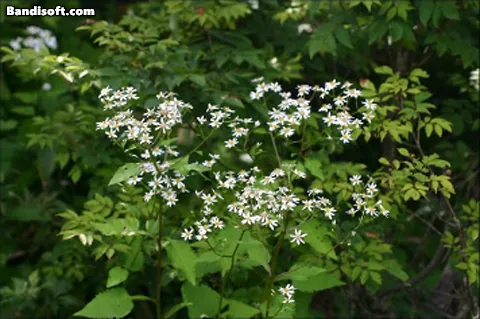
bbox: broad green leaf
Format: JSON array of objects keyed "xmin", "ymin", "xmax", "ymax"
[
  {"xmin": 166, "ymin": 240, "xmax": 197, "ymax": 285},
  {"xmin": 224, "ymin": 299, "xmax": 260, "ymax": 318},
  {"xmin": 108, "ymin": 163, "xmax": 139, "ymax": 186},
  {"xmin": 293, "ymin": 271, "xmax": 345, "ymax": 292},
  {"xmin": 106, "ymin": 267, "xmax": 129, "ymax": 288},
  {"xmin": 302, "ymin": 220, "xmax": 336, "ymax": 259},
  {"xmin": 73, "ymin": 287, "xmax": 133, "ymax": 318},
  {"xmin": 182, "ymin": 283, "xmax": 220, "ymax": 318},
  {"xmin": 334, "ymin": 27, "xmax": 353, "ymax": 49},
  {"xmin": 304, "ymin": 157, "xmax": 324, "ymax": 180}
]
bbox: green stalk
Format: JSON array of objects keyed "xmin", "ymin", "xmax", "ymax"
[{"xmin": 217, "ymin": 230, "xmax": 247, "ymax": 318}]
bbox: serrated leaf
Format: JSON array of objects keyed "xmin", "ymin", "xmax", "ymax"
[
  {"xmin": 73, "ymin": 287, "xmax": 133, "ymax": 318},
  {"xmin": 106, "ymin": 267, "xmax": 129, "ymax": 288},
  {"xmin": 166, "ymin": 240, "xmax": 197, "ymax": 285},
  {"xmin": 108, "ymin": 163, "xmax": 139, "ymax": 186}
]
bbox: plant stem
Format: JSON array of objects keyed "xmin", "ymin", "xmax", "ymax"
[
  {"xmin": 263, "ymin": 210, "xmax": 291, "ymax": 319},
  {"xmin": 156, "ymin": 198, "xmax": 164, "ymax": 319},
  {"xmin": 217, "ymin": 230, "xmax": 247, "ymax": 318}
]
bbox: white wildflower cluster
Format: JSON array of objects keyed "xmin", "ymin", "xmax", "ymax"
[
  {"xmin": 181, "ymin": 165, "xmax": 310, "ymax": 242},
  {"xmin": 96, "ymin": 87, "xmax": 194, "ymax": 206},
  {"xmin": 279, "ymin": 283, "xmax": 295, "ymax": 304},
  {"xmin": 196, "ymin": 103, "xmax": 260, "ymax": 154},
  {"xmin": 249, "ymin": 79, "xmax": 377, "ymax": 144},
  {"xmin": 345, "ymin": 175, "xmax": 389, "ymax": 217},
  {"xmin": 470, "ymin": 69, "xmax": 479, "ymax": 91},
  {"xmin": 9, "ymin": 25, "xmax": 57, "ymax": 52}
]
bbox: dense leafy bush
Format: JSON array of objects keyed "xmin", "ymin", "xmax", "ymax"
[{"xmin": 1, "ymin": 1, "xmax": 478, "ymax": 318}]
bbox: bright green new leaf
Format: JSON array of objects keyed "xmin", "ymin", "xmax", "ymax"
[
  {"xmin": 73, "ymin": 287, "xmax": 133, "ymax": 318},
  {"xmin": 106, "ymin": 266, "xmax": 129, "ymax": 288}
]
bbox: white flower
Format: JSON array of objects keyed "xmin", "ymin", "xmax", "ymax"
[
  {"xmin": 42, "ymin": 83, "xmax": 52, "ymax": 91},
  {"xmin": 289, "ymin": 229, "xmax": 307, "ymax": 245},
  {"xmin": 181, "ymin": 228, "xmax": 194, "ymax": 241},
  {"xmin": 297, "ymin": 23, "xmax": 313, "ymax": 34},
  {"xmin": 279, "ymin": 284, "xmax": 295, "ymax": 297},
  {"xmin": 225, "ymin": 138, "xmax": 238, "ymax": 148},
  {"xmin": 349, "ymin": 175, "xmax": 362, "ymax": 186},
  {"xmin": 362, "ymin": 99, "xmax": 377, "ymax": 110}
]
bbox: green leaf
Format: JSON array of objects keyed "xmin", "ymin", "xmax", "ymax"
[
  {"xmin": 182, "ymin": 283, "xmax": 220, "ymax": 318},
  {"xmin": 397, "ymin": 148, "xmax": 409, "ymax": 157},
  {"xmin": 302, "ymin": 220, "xmax": 336, "ymax": 259},
  {"xmin": 383, "ymin": 259, "xmax": 409, "ymax": 281},
  {"xmin": 0, "ymin": 120, "xmax": 18, "ymax": 131},
  {"xmin": 410, "ymin": 68, "xmax": 429, "ymax": 78},
  {"xmin": 164, "ymin": 302, "xmax": 192, "ymax": 319},
  {"xmin": 166, "ymin": 240, "xmax": 197, "ymax": 285},
  {"xmin": 108, "ymin": 163, "xmax": 139, "ymax": 186},
  {"xmin": 245, "ymin": 239, "xmax": 271, "ymax": 274},
  {"xmin": 370, "ymin": 271, "xmax": 382, "ymax": 285},
  {"xmin": 390, "ymin": 22, "xmax": 404, "ymax": 42},
  {"xmin": 293, "ymin": 271, "xmax": 345, "ymax": 292},
  {"xmin": 334, "ymin": 27, "xmax": 353, "ymax": 49},
  {"xmin": 224, "ymin": 299, "xmax": 260, "ymax": 318},
  {"xmin": 189, "ymin": 74, "xmax": 206, "ymax": 86},
  {"xmin": 73, "ymin": 287, "xmax": 133, "ymax": 318},
  {"xmin": 378, "ymin": 157, "xmax": 390, "ymax": 166},
  {"xmin": 439, "ymin": 1, "xmax": 459, "ymax": 20},
  {"xmin": 418, "ymin": 0, "xmax": 434, "ymax": 26},
  {"xmin": 374, "ymin": 65, "xmax": 393, "ymax": 75},
  {"xmin": 106, "ymin": 267, "xmax": 129, "ymax": 288},
  {"xmin": 11, "ymin": 106, "xmax": 35, "ymax": 116},
  {"xmin": 360, "ymin": 270, "xmax": 369, "ymax": 284},
  {"xmin": 304, "ymin": 157, "xmax": 324, "ymax": 179},
  {"xmin": 275, "ymin": 264, "xmax": 326, "ymax": 281},
  {"xmin": 309, "ymin": 28, "xmax": 337, "ymax": 58}
]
